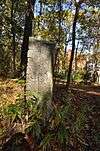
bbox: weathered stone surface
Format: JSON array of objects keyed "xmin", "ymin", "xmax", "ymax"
[{"xmin": 26, "ymin": 38, "xmax": 55, "ymax": 101}]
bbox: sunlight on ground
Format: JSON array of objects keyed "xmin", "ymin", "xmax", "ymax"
[{"xmin": 0, "ymin": 79, "xmax": 24, "ymax": 108}]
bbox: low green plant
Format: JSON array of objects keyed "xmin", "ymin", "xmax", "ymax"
[
  {"xmin": 54, "ymin": 71, "xmax": 66, "ymax": 79},
  {"xmin": 73, "ymin": 70, "xmax": 85, "ymax": 83},
  {"xmin": 0, "ymin": 90, "xmax": 94, "ymax": 150},
  {"xmin": 24, "ymin": 92, "xmax": 92, "ymax": 150},
  {"xmin": 16, "ymin": 79, "xmax": 25, "ymax": 85}
]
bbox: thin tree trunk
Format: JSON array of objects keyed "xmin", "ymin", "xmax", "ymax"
[
  {"xmin": 55, "ymin": 0, "xmax": 62, "ymax": 74},
  {"xmin": 38, "ymin": 0, "xmax": 42, "ymax": 29},
  {"xmin": 40, "ymin": 0, "xmax": 42, "ymax": 16},
  {"xmin": 12, "ymin": 32, "xmax": 16, "ymax": 76},
  {"xmin": 75, "ymin": 40, "xmax": 79, "ymax": 71},
  {"xmin": 20, "ymin": 0, "xmax": 36, "ymax": 76},
  {"xmin": 64, "ymin": 33, "xmax": 70, "ymax": 57},
  {"xmin": 66, "ymin": 5, "xmax": 79, "ymax": 89},
  {"xmin": 58, "ymin": 0, "xmax": 62, "ymax": 46},
  {"xmin": 11, "ymin": 0, "xmax": 16, "ymax": 77},
  {"xmin": 64, "ymin": 29, "xmax": 71, "ymax": 77}
]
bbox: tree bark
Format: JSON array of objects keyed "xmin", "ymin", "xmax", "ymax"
[
  {"xmin": 66, "ymin": 4, "xmax": 80, "ymax": 89},
  {"xmin": 20, "ymin": 0, "xmax": 36, "ymax": 76},
  {"xmin": 11, "ymin": 0, "xmax": 16, "ymax": 77},
  {"xmin": 58, "ymin": 0, "xmax": 62, "ymax": 46},
  {"xmin": 75, "ymin": 40, "xmax": 79, "ymax": 71},
  {"xmin": 38, "ymin": 0, "xmax": 42, "ymax": 29}
]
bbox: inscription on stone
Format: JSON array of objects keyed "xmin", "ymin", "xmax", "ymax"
[{"xmin": 26, "ymin": 38, "xmax": 55, "ymax": 101}]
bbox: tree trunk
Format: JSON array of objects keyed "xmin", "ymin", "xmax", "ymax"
[
  {"xmin": 20, "ymin": 0, "xmax": 36, "ymax": 76},
  {"xmin": 12, "ymin": 32, "xmax": 16, "ymax": 76},
  {"xmin": 58, "ymin": 0, "xmax": 62, "ymax": 46},
  {"xmin": 11, "ymin": 0, "xmax": 16, "ymax": 77},
  {"xmin": 37, "ymin": 0, "xmax": 42, "ymax": 30},
  {"xmin": 64, "ymin": 28, "xmax": 71, "ymax": 77},
  {"xmin": 75, "ymin": 40, "xmax": 79, "ymax": 71},
  {"xmin": 66, "ymin": 5, "xmax": 79, "ymax": 89}
]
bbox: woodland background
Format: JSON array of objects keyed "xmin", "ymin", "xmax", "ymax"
[{"xmin": 0, "ymin": 0, "xmax": 100, "ymax": 151}]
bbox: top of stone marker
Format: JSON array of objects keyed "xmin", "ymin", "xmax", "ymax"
[{"xmin": 29, "ymin": 37, "xmax": 56, "ymax": 46}]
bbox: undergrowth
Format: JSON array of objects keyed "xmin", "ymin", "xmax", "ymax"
[{"xmin": 0, "ymin": 81, "xmax": 95, "ymax": 151}]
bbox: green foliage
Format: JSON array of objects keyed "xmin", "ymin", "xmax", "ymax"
[
  {"xmin": 54, "ymin": 71, "xmax": 66, "ymax": 79},
  {"xmin": 0, "ymin": 85, "xmax": 97, "ymax": 150},
  {"xmin": 0, "ymin": 0, "xmax": 26, "ymax": 77},
  {"xmin": 5, "ymin": 104, "xmax": 22, "ymax": 122},
  {"xmin": 1, "ymin": 0, "xmax": 99, "ymax": 78},
  {"xmin": 24, "ymin": 93, "xmax": 91, "ymax": 150},
  {"xmin": 16, "ymin": 79, "xmax": 25, "ymax": 85},
  {"xmin": 73, "ymin": 70, "xmax": 85, "ymax": 82}
]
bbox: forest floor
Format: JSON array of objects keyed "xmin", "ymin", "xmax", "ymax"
[
  {"xmin": 0, "ymin": 79, "xmax": 100, "ymax": 150},
  {"xmin": 72, "ymin": 85, "xmax": 100, "ymax": 146},
  {"xmin": 54, "ymin": 83, "xmax": 100, "ymax": 150},
  {"xmin": 72, "ymin": 85, "xmax": 100, "ymax": 150},
  {"xmin": 0, "ymin": 79, "xmax": 24, "ymax": 107}
]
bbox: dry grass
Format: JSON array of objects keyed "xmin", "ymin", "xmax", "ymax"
[
  {"xmin": 0, "ymin": 79, "xmax": 24, "ymax": 109},
  {"xmin": 0, "ymin": 79, "xmax": 24, "ymax": 144}
]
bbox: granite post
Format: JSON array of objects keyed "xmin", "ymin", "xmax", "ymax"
[{"xmin": 26, "ymin": 38, "xmax": 56, "ymax": 109}]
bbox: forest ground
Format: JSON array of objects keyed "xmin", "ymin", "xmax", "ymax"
[
  {"xmin": 53, "ymin": 83, "xmax": 100, "ymax": 150},
  {"xmin": 72, "ymin": 85, "xmax": 100, "ymax": 150},
  {"xmin": 0, "ymin": 79, "xmax": 100, "ymax": 150},
  {"xmin": 73, "ymin": 85, "xmax": 100, "ymax": 149}
]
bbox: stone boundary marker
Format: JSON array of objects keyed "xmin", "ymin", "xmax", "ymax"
[{"xmin": 26, "ymin": 38, "xmax": 56, "ymax": 103}]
